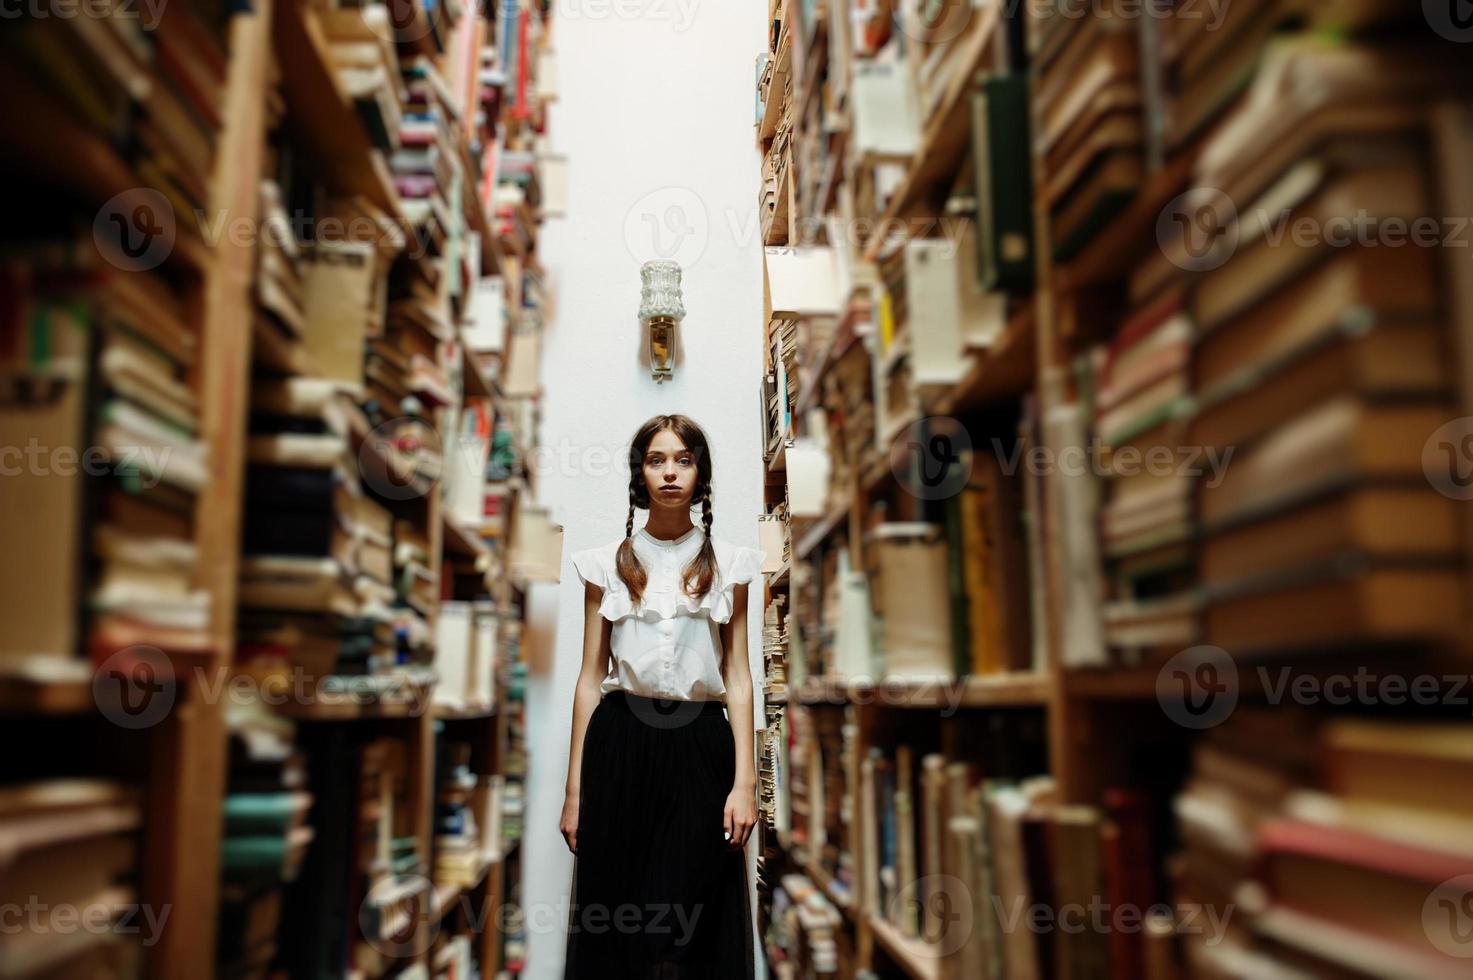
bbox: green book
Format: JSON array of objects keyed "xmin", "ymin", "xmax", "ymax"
[
  {"xmin": 223, "ymin": 793, "xmax": 308, "ymax": 835},
  {"xmin": 972, "ymin": 73, "xmax": 1035, "ymax": 292},
  {"xmin": 221, "ymin": 835, "xmax": 289, "ymax": 872},
  {"xmin": 942, "ymin": 459, "xmax": 972, "ymax": 680}
]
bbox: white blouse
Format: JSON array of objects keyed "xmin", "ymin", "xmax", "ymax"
[{"xmin": 569, "ymin": 526, "xmax": 768, "ymax": 702}]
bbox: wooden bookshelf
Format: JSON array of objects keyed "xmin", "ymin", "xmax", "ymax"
[
  {"xmin": 0, "ymin": 0, "xmax": 549, "ymax": 976},
  {"xmin": 752, "ymin": 4, "xmax": 1473, "ymax": 979}
]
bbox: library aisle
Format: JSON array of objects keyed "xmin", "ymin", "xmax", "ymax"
[{"xmin": 4, "ymin": 2, "xmax": 1473, "ymax": 980}]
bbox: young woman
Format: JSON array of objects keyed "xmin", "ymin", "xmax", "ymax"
[{"xmin": 562, "ymin": 414, "xmax": 766, "ymax": 979}]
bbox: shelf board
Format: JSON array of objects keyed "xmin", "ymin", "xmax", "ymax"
[
  {"xmin": 952, "ymin": 672, "xmax": 1052, "ymax": 707},
  {"xmin": 443, "ymin": 512, "xmax": 489, "ymax": 559},
  {"xmin": 275, "ymin": 0, "xmax": 407, "ymax": 227},
  {"xmin": 794, "ymin": 497, "xmax": 850, "ymax": 560},
  {"xmin": 433, "ymin": 702, "xmax": 497, "ymax": 721},
  {"xmin": 927, "ymin": 304, "xmax": 1038, "ymax": 414},
  {"xmin": 801, "ymin": 858, "xmax": 855, "ymax": 921},
  {"xmin": 459, "ymin": 139, "xmax": 500, "ymax": 275},
  {"xmin": 276, "ymin": 677, "xmax": 436, "ymax": 721},
  {"xmin": 861, "ymin": 2, "xmax": 1003, "ymax": 264},
  {"xmin": 792, "ymin": 672, "xmax": 1051, "ymax": 709},
  {"xmin": 868, "ymin": 914, "xmax": 941, "ymax": 980},
  {"xmin": 462, "ymin": 351, "xmax": 499, "ymax": 401},
  {"xmin": 766, "ymin": 560, "xmax": 790, "ymax": 590},
  {"xmin": 766, "ymin": 438, "xmax": 790, "ymax": 474},
  {"xmin": 0, "ymin": 673, "xmax": 94, "ymax": 715},
  {"xmin": 430, "ymin": 851, "xmax": 496, "ymax": 921}
]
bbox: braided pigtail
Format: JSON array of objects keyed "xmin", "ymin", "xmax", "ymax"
[
  {"xmin": 615, "ymin": 471, "xmax": 648, "ymax": 604},
  {"xmin": 681, "ymin": 482, "xmax": 718, "ymax": 600}
]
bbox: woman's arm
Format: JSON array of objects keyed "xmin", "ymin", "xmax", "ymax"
[
  {"xmin": 720, "ymin": 582, "xmax": 758, "ymax": 850},
  {"xmin": 561, "ymin": 582, "xmax": 612, "ymax": 854}
]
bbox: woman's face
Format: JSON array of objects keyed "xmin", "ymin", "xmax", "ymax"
[{"xmin": 643, "ymin": 429, "xmax": 698, "ymax": 513}]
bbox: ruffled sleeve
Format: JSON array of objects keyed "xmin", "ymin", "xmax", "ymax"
[
  {"xmin": 569, "ymin": 540, "xmax": 637, "ymax": 623},
  {"xmin": 706, "ymin": 540, "xmax": 771, "ymax": 625},
  {"xmin": 569, "ymin": 545, "xmax": 608, "ymax": 591}
]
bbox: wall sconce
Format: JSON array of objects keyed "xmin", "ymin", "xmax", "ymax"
[{"xmin": 639, "ymin": 260, "xmax": 684, "ymax": 383}]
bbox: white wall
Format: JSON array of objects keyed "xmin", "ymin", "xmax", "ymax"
[{"xmin": 520, "ymin": 3, "xmax": 769, "ymax": 976}]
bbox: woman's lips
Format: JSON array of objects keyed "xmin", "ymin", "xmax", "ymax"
[{"xmin": 660, "ymin": 487, "xmax": 681, "ymax": 494}]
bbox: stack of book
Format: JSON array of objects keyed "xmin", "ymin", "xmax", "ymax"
[
  {"xmin": 396, "ymin": 56, "xmax": 461, "ymax": 270},
  {"xmin": 760, "ymin": 597, "xmax": 789, "ymax": 828},
  {"xmin": 0, "ymin": 780, "xmax": 142, "ymax": 978},
  {"xmin": 942, "ymin": 447, "xmax": 1036, "ymax": 677},
  {"xmin": 787, "ymin": 705, "xmax": 816, "ymax": 852},
  {"xmin": 766, "ymin": 316, "xmax": 799, "ymax": 455},
  {"xmin": 1171, "ymin": 707, "xmax": 1318, "ymax": 976},
  {"xmin": 3, "ymin": 0, "xmax": 228, "ymax": 233},
  {"xmin": 1251, "ymin": 719, "xmax": 1473, "ymax": 977},
  {"xmin": 89, "ymin": 265, "xmax": 212, "ymax": 642},
  {"xmin": 761, "ymin": 115, "xmax": 793, "ymax": 245},
  {"xmin": 432, "ymin": 601, "xmax": 498, "ymax": 714},
  {"xmin": 768, "ymin": 874, "xmax": 847, "ymax": 976},
  {"xmin": 1033, "ymin": 3, "xmax": 1146, "ymax": 259},
  {"xmin": 252, "ymin": 178, "xmax": 318, "ymax": 378},
  {"xmin": 493, "ymin": 180, "xmax": 536, "ymax": 259},
  {"xmin": 1094, "ymin": 259, "xmax": 1198, "ymax": 662},
  {"xmin": 867, "ymin": 523, "xmax": 953, "ymax": 680},
  {"xmin": 393, "ymin": 517, "xmax": 438, "ymax": 661},
  {"xmin": 1187, "ymin": 35, "xmax": 1461, "ymax": 652},
  {"xmin": 872, "ymin": 250, "xmax": 920, "ymax": 446},
  {"xmin": 216, "ymin": 704, "xmax": 314, "ymax": 978},
  {"xmin": 354, "ymin": 737, "xmax": 425, "ymax": 959},
  {"xmin": 499, "ymin": 778, "xmax": 525, "ymax": 853},
  {"xmin": 809, "ymin": 709, "xmax": 856, "ymax": 903},
  {"xmin": 432, "ymin": 739, "xmax": 486, "ymax": 888},
  {"xmin": 321, "ymin": 5, "xmax": 405, "ymax": 154},
  {"xmin": 0, "ymin": 235, "xmax": 210, "ymax": 687},
  {"xmin": 476, "ymin": 773, "xmax": 509, "ymax": 861},
  {"xmin": 1163, "ymin": 0, "xmax": 1411, "ymax": 153},
  {"xmin": 239, "ymin": 378, "xmax": 401, "ymax": 682},
  {"xmin": 817, "ymin": 314, "xmax": 876, "ymax": 475}
]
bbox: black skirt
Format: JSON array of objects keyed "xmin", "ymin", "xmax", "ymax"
[{"xmin": 565, "ymin": 691, "xmax": 755, "ymax": 980}]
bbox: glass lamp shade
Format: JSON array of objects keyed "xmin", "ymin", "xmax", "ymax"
[{"xmin": 639, "ymin": 260, "xmax": 686, "ymax": 321}]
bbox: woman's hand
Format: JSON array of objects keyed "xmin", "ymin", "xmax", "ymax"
[
  {"xmin": 560, "ymin": 791, "xmax": 580, "ymax": 854},
  {"xmin": 723, "ymin": 783, "xmax": 757, "ymax": 850}
]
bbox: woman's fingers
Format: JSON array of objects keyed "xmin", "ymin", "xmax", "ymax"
[{"xmin": 723, "ymin": 805, "xmax": 734, "ymax": 843}]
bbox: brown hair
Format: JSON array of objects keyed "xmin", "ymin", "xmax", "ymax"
[{"xmin": 616, "ymin": 415, "xmax": 718, "ymax": 605}]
